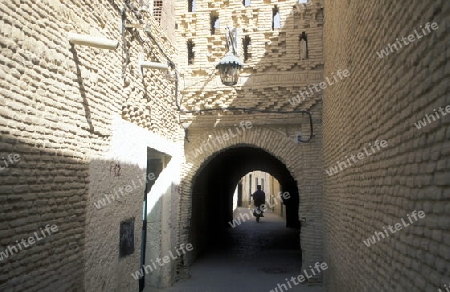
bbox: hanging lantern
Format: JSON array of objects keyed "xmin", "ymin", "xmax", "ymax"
[
  {"xmin": 216, "ymin": 28, "xmax": 243, "ymax": 86},
  {"xmin": 216, "ymin": 52, "xmax": 243, "ymax": 86}
]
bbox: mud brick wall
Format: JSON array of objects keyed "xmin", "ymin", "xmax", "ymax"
[
  {"xmin": 0, "ymin": 0, "xmax": 181, "ymax": 291},
  {"xmin": 322, "ymin": 0, "xmax": 449, "ymax": 291}
]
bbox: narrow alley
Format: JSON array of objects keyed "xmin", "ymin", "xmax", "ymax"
[
  {"xmin": 154, "ymin": 208, "xmax": 323, "ymax": 292},
  {"xmin": 0, "ymin": 0, "xmax": 448, "ymax": 291}
]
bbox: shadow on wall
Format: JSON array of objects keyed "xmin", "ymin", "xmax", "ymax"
[
  {"xmin": 0, "ymin": 134, "xmax": 87, "ymax": 290},
  {"xmin": 0, "ymin": 133, "xmax": 183, "ymax": 291}
]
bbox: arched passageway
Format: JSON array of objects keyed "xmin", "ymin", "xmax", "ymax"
[{"xmin": 188, "ymin": 145, "xmax": 301, "ymax": 263}]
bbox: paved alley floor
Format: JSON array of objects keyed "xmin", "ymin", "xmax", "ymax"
[{"xmin": 149, "ymin": 208, "xmax": 324, "ymax": 292}]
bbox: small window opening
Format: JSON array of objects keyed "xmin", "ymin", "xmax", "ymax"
[
  {"xmin": 299, "ymin": 32, "xmax": 308, "ymax": 60},
  {"xmin": 210, "ymin": 13, "xmax": 219, "ymax": 34},
  {"xmin": 188, "ymin": 0, "xmax": 196, "ymax": 12},
  {"xmin": 272, "ymin": 6, "xmax": 281, "ymax": 30}
]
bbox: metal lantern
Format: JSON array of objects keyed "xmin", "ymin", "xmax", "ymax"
[
  {"xmin": 216, "ymin": 52, "xmax": 243, "ymax": 86},
  {"xmin": 216, "ymin": 28, "xmax": 243, "ymax": 86}
]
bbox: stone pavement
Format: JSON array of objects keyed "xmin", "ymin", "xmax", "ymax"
[{"xmin": 146, "ymin": 208, "xmax": 324, "ymax": 292}]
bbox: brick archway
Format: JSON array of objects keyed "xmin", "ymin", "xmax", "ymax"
[
  {"xmin": 177, "ymin": 125, "xmax": 323, "ymax": 279},
  {"xmin": 182, "ymin": 127, "xmax": 301, "ymax": 210},
  {"xmin": 186, "ymin": 125, "xmax": 299, "ymax": 176}
]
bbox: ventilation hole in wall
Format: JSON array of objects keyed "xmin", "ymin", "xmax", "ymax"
[
  {"xmin": 187, "ymin": 40, "xmax": 195, "ymax": 65},
  {"xmin": 317, "ymin": 8, "xmax": 324, "ymax": 22},
  {"xmin": 243, "ymin": 0, "xmax": 251, "ymax": 6},
  {"xmin": 243, "ymin": 35, "xmax": 251, "ymax": 61}
]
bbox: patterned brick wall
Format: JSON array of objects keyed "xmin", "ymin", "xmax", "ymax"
[
  {"xmin": 175, "ymin": 0, "xmax": 324, "ymax": 113},
  {"xmin": 323, "ymin": 0, "xmax": 449, "ymax": 291},
  {"xmin": 0, "ymin": 0, "xmax": 181, "ymax": 291},
  {"xmin": 175, "ymin": 0, "xmax": 326, "ymax": 277}
]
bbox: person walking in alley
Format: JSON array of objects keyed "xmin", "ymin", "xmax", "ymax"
[{"xmin": 252, "ymin": 185, "xmax": 266, "ymax": 223}]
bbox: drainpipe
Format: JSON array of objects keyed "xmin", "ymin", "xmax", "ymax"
[{"xmin": 67, "ymin": 32, "xmax": 119, "ymax": 50}]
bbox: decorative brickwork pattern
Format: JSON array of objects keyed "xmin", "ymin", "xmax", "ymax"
[{"xmin": 175, "ymin": 0, "xmax": 325, "ymax": 280}]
